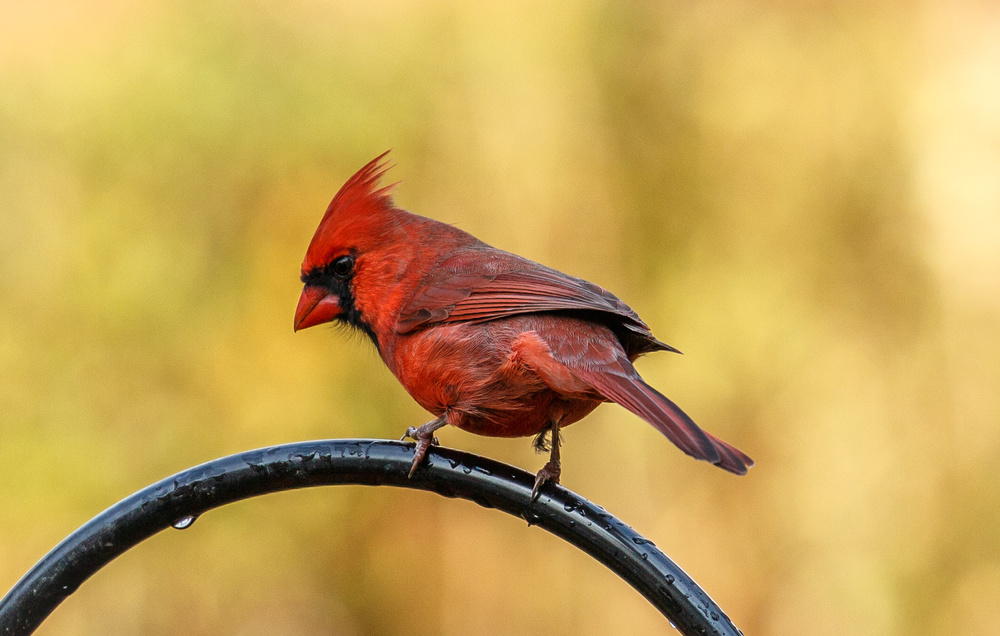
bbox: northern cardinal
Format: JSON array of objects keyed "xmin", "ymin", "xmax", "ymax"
[{"xmin": 295, "ymin": 152, "xmax": 752, "ymax": 497}]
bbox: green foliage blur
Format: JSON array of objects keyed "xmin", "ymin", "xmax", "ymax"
[{"xmin": 2, "ymin": 1, "xmax": 999, "ymax": 634}]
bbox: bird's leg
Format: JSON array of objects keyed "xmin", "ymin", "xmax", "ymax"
[
  {"xmin": 401, "ymin": 416, "xmax": 447, "ymax": 478},
  {"xmin": 531, "ymin": 420, "xmax": 561, "ymax": 501}
]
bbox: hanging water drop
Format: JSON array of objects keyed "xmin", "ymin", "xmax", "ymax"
[{"xmin": 171, "ymin": 515, "xmax": 198, "ymax": 530}]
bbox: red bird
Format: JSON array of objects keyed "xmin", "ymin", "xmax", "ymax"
[{"xmin": 294, "ymin": 153, "xmax": 752, "ymax": 497}]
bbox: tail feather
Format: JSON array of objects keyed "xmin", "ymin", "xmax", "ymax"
[
  {"xmin": 705, "ymin": 432, "xmax": 754, "ymax": 476},
  {"xmin": 581, "ymin": 371, "xmax": 718, "ymax": 463},
  {"xmin": 516, "ymin": 327, "xmax": 753, "ymax": 475},
  {"xmin": 582, "ymin": 372, "xmax": 752, "ymax": 475}
]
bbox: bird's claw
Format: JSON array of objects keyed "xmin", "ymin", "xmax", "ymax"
[
  {"xmin": 408, "ymin": 438, "xmax": 434, "ymax": 478},
  {"xmin": 402, "ymin": 420, "xmax": 445, "ymax": 478},
  {"xmin": 530, "ymin": 460, "xmax": 561, "ymax": 502}
]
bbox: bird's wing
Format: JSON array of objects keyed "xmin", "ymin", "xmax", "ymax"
[{"xmin": 396, "ymin": 250, "xmax": 674, "ymax": 353}]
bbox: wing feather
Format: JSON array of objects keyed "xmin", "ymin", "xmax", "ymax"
[{"xmin": 396, "ymin": 252, "xmax": 675, "ymax": 354}]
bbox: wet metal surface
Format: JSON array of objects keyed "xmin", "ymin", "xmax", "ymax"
[{"xmin": 0, "ymin": 439, "xmax": 742, "ymax": 635}]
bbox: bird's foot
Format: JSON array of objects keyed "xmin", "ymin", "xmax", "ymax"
[
  {"xmin": 530, "ymin": 459, "xmax": 561, "ymax": 502},
  {"xmin": 401, "ymin": 418, "xmax": 446, "ymax": 478},
  {"xmin": 400, "ymin": 426, "xmax": 440, "ymax": 446}
]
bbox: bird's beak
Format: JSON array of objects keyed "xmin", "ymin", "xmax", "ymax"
[{"xmin": 294, "ymin": 285, "xmax": 341, "ymax": 331}]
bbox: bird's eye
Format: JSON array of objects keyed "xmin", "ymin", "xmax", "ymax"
[{"xmin": 331, "ymin": 255, "xmax": 354, "ymax": 278}]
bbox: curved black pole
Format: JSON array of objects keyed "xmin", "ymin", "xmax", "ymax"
[{"xmin": 0, "ymin": 440, "xmax": 742, "ymax": 635}]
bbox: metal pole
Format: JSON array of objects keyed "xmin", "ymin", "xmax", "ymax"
[{"xmin": 0, "ymin": 439, "xmax": 743, "ymax": 635}]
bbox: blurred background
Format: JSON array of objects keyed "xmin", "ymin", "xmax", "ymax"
[{"xmin": 1, "ymin": 0, "xmax": 998, "ymax": 634}]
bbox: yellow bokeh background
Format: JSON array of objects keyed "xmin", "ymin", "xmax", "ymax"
[{"xmin": 2, "ymin": 1, "xmax": 999, "ymax": 634}]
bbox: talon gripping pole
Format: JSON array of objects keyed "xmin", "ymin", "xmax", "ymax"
[{"xmin": 0, "ymin": 439, "xmax": 743, "ymax": 635}]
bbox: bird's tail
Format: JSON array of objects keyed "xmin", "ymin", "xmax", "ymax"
[
  {"xmin": 704, "ymin": 430, "xmax": 755, "ymax": 475},
  {"xmin": 582, "ymin": 371, "xmax": 753, "ymax": 475}
]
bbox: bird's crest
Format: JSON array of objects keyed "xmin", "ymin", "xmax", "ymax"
[{"xmin": 302, "ymin": 151, "xmax": 398, "ymax": 273}]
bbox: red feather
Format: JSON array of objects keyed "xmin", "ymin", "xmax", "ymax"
[
  {"xmin": 302, "ymin": 151, "xmax": 398, "ymax": 274},
  {"xmin": 294, "ymin": 152, "xmax": 753, "ymax": 481},
  {"xmin": 397, "ymin": 252, "xmax": 677, "ymax": 355}
]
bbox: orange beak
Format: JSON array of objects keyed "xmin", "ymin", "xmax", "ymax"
[{"xmin": 294, "ymin": 285, "xmax": 342, "ymax": 331}]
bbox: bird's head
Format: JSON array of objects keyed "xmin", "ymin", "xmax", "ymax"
[{"xmin": 294, "ymin": 151, "xmax": 400, "ymax": 339}]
